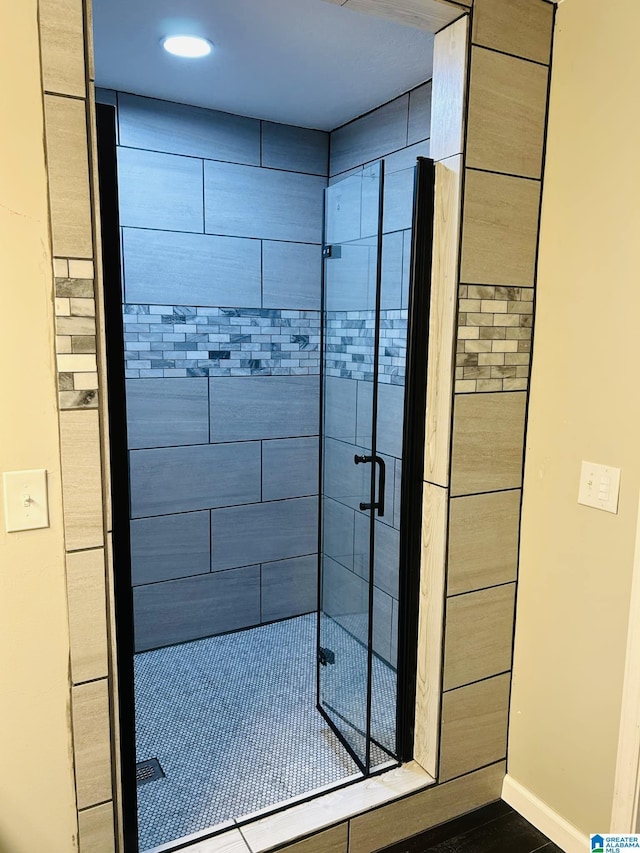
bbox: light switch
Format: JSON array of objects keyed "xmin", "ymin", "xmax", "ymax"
[
  {"xmin": 3, "ymin": 469, "xmax": 50, "ymax": 532},
  {"xmin": 578, "ymin": 461, "xmax": 621, "ymax": 514}
]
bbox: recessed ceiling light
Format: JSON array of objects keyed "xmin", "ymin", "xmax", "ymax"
[{"xmin": 162, "ymin": 35, "xmax": 213, "ymax": 58}]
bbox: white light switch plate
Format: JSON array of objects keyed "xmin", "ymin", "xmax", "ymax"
[
  {"xmin": 3, "ymin": 469, "xmax": 49, "ymax": 532},
  {"xmin": 578, "ymin": 461, "xmax": 621, "ymax": 514}
]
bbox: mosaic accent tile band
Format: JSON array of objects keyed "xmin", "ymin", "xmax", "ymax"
[
  {"xmin": 123, "ymin": 305, "xmax": 321, "ymax": 378},
  {"xmin": 54, "ymin": 259, "xmax": 99, "ymax": 410},
  {"xmin": 455, "ymin": 285, "xmax": 533, "ymax": 393},
  {"xmin": 123, "ymin": 306, "xmax": 409, "ymax": 382},
  {"xmin": 325, "ymin": 310, "xmax": 408, "ymax": 384}
]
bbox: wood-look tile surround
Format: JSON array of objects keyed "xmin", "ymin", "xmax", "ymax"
[
  {"xmin": 38, "ymin": 1, "xmax": 115, "ymax": 850},
  {"xmin": 425, "ymin": 0, "xmax": 552, "ymax": 796},
  {"xmin": 34, "ymin": 0, "xmax": 554, "ymax": 850}
]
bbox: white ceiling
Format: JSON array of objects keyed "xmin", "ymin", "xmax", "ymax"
[{"xmin": 92, "ymin": 0, "xmax": 436, "ymax": 131}]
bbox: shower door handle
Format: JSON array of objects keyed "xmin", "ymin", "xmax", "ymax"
[{"xmin": 353, "ymin": 454, "xmax": 386, "ymax": 518}]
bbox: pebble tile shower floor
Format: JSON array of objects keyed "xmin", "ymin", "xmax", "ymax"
[{"xmin": 134, "ymin": 613, "xmax": 396, "ymax": 851}]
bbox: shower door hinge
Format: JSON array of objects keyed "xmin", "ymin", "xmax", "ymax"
[{"xmin": 322, "ymin": 245, "xmax": 341, "ymax": 259}]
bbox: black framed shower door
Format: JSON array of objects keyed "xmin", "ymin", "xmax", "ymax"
[
  {"xmin": 97, "ymin": 95, "xmax": 436, "ymax": 848},
  {"xmin": 317, "ymin": 157, "xmax": 435, "ymax": 776}
]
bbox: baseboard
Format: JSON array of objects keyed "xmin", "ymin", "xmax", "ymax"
[{"xmin": 502, "ymin": 774, "xmax": 589, "ymax": 853}]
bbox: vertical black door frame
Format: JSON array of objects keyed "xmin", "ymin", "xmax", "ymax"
[
  {"xmin": 365, "ymin": 159, "xmax": 387, "ymax": 774},
  {"xmin": 396, "ymin": 157, "xmax": 436, "ymax": 761},
  {"xmin": 95, "ymin": 103, "xmax": 140, "ymax": 853}
]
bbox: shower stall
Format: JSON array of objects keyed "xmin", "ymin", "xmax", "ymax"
[{"xmin": 97, "ymin": 84, "xmax": 433, "ymax": 852}]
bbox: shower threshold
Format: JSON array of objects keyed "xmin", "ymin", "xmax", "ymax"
[{"xmin": 135, "ymin": 613, "xmax": 399, "ymax": 853}]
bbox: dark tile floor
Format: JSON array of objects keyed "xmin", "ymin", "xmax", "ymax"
[{"xmin": 380, "ymin": 801, "xmax": 563, "ymax": 853}]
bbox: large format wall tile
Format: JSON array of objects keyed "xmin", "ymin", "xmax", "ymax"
[
  {"xmin": 323, "ymin": 239, "xmax": 377, "ymax": 312},
  {"xmin": 323, "ymin": 498, "xmax": 355, "ymax": 571},
  {"xmin": 439, "ymin": 673, "xmax": 510, "ymax": 781},
  {"xmin": 117, "ymin": 147, "xmax": 204, "ymax": 232},
  {"xmin": 324, "ymin": 376, "xmax": 358, "ymax": 443},
  {"xmin": 261, "ymin": 554, "xmax": 318, "ymax": 622},
  {"xmin": 460, "ymin": 169, "xmax": 541, "ymax": 286},
  {"xmin": 209, "ymin": 376, "xmax": 320, "ymax": 442},
  {"xmin": 382, "ymin": 166, "xmax": 418, "ymax": 234},
  {"xmin": 330, "ymin": 95, "xmax": 409, "ymax": 176},
  {"xmin": 262, "ymin": 437, "xmax": 319, "ymax": 501},
  {"xmin": 430, "ymin": 18, "xmax": 468, "ymax": 162},
  {"xmin": 262, "ymin": 241, "xmax": 322, "ymax": 310},
  {"xmin": 78, "ymin": 801, "xmax": 115, "ymax": 853},
  {"xmin": 211, "ymin": 497, "xmax": 318, "ymax": 571},
  {"xmin": 326, "ymin": 170, "xmax": 367, "ymax": 244},
  {"xmin": 39, "ymin": 0, "xmax": 85, "ymax": 97},
  {"xmin": 66, "ymin": 549, "xmax": 109, "ymax": 685},
  {"xmin": 356, "ymin": 381, "xmax": 405, "ymax": 459},
  {"xmin": 60, "ymin": 410, "xmax": 104, "ymax": 550},
  {"xmin": 129, "ymin": 442, "xmax": 261, "ymax": 517},
  {"xmin": 133, "ymin": 565, "xmax": 261, "ymax": 651},
  {"xmin": 381, "ymin": 231, "xmax": 405, "ymax": 310},
  {"xmin": 472, "ymin": 0, "xmax": 554, "ymax": 65},
  {"xmin": 466, "ymin": 47, "xmax": 548, "ymax": 179},
  {"xmin": 72, "ymin": 680, "xmax": 112, "ymax": 809},
  {"xmin": 130, "ymin": 511, "xmax": 210, "ymax": 585},
  {"xmin": 122, "ymin": 228, "xmax": 261, "ymax": 307},
  {"xmin": 354, "ymin": 513, "xmax": 400, "ymax": 599},
  {"xmin": 204, "ymin": 161, "xmax": 326, "ymax": 243},
  {"xmin": 443, "ymin": 583, "xmax": 516, "ymax": 690},
  {"xmin": 408, "ymin": 81, "xmax": 432, "ymax": 145},
  {"xmin": 322, "ymin": 556, "xmax": 368, "ymax": 630},
  {"xmin": 118, "ymin": 93, "xmax": 260, "ymax": 165},
  {"xmin": 447, "ymin": 489, "xmax": 521, "ymax": 595},
  {"xmin": 44, "ymin": 95, "xmax": 93, "ymax": 257},
  {"xmin": 373, "ymin": 586, "xmax": 394, "ymax": 663},
  {"xmin": 261, "ymin": 122, "xmax": 329, "ymax": 176},
  {"xmin": 450, "ymin": 392, "xmax": 526, "ymax": 496},
  {"xmin": 126, "ymin": 378, "xmax": 209, "ymax": 448}
]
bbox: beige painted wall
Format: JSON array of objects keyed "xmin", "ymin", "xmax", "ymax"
[
  {"xmin": 508, "ymin": 0, "xmax": 640, "ymax": 834},
  {"xmin": 0, "ymin": 2, "xmax": 78, "ymax": 851}
]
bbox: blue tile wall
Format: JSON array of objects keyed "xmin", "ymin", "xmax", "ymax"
[
  {"xmin": 210, "ymin": 496, "xmax": 318, "ymax": 571},
  {"xmin": 261, "ymin": 122, "xmax": 329, "ymax": 176},
  {"xmin": 204, "ymin": 160, "xmax": 326, "ymax": 243},
  {"xmin": 330, "ymin": 95, "xmax": 410, "ymax": 177},
  {"xmin": 323, "ymin": 376, "xmax": 357, "ymax": 443},
  {"xmin": 130, "ymin": 511, "xmax": 210, "ymax": 586},
  {"xmin": 322, "ymin": 498, "xmax": 355, "ymax": 572},
  {"xmin": 209, "ymin": 375, "xmax": 320, "ymax": 442},
  {"xmin": 129, "ymin": 441, "xmax": 262, "ymax": 518},
  {"xmin": 260, "ymin": 555, "xmax": 318, "ymax": 623},
  {"xmin": 122, "ymin": 228, "xmax": 262, "ymax": 308},
  {"xmin": 133, "ymin": 565, "xmax": 261, "ymax": 652},
  {"xmin": 262, "ymin": 241, "xmax": 322, "ymax": 310},
  {"xmin": 118, "ymin": 93, "xmax": 261, "ymax": 165},
  {"xmin": 262, "ymin": 437, "xmax": 319, "ymax": 502},
  {"xmin": 115, "ymin": 94, "xmax": 332, "ymax": 648},
  {"xmin": 117, "ymin": 147, "xmax": 204, "ymax": 232},
  {"xmin": 115, "ymin": 86, "xmax": 425, "ymax": 651},
  {"xmin": 408, "ymin": 81, "xmax": 432, "ymax": 146},
  {"xmin": 125, "ymin": 378, "xmax": 209, "ymax": 448}
]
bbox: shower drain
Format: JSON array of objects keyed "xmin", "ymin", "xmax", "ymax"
[{"xmin": 136, "ymin": 758, "xmax": 165, "ymax": 786}]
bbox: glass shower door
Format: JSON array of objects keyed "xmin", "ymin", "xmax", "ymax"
[{"xmin": 317, "ymin": 161, "xmax": 384, "ymax": 772}]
